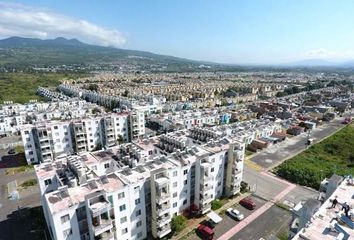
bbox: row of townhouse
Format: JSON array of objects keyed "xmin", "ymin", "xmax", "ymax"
[
  {"xmin": 0, "ymin": 98, "xmax": 101, "ymax": 135},
  {"xmin": 148, "ymin": 109, "xmax": 232, "ymax": 132},
  {"xmin": 58, "ymin": 84, "xmax": 163, "ymax": 116},
  {"xmin": 34, "ymin": 126, "xmax": 245, "ymax": 240},
  {"xmin": 21, "ymin": 111, "xmax": 145, "ymax": 164}
]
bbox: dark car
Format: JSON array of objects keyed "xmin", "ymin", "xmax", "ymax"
[
  {"xmin": 196, "ymin": 224, "xmax": 214, "ymax": 240},
  {"xmin": 239, "ymin": 197, "xmax": 256, "ymax": 210},
  {"xmin": 8, "ymin": 148, "xmax": 16, "ymax": 155}
]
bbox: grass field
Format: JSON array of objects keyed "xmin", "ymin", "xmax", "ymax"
[
  {"xmin": 275, "ymin": 123, "xmax": 354, "ymax": 189},
  {"xmin": 0, "ymin": 72, "xmax": 89, "ymax": 103}
]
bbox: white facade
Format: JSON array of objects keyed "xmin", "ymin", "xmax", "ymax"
[{"xmin": 34, "ymin": 126, "xmax": 245, "ymax": 240}]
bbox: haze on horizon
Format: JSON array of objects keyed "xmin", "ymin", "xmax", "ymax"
[{"xmin": 0, "ymin": 0, "xmax": 353, "ymax": 65}]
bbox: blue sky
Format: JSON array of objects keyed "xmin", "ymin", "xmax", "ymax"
[{"xmin": 1, "ymin": 0, "xmax": 354, "ymax": 64}]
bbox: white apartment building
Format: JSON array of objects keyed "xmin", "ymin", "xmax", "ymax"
[
  {"xmin": 34, "ymin": 126, "xmax": 245, "ymax": 240},
  {"xmin": 21, "ymin": 113, "xmax": 136, "ymax": 164},
  {"xmin": 21, "ymin": 121, "xmax": 74, "ymax": 164}
]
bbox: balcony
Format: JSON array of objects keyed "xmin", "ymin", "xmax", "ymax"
[
  {"xmin": 95, "ymin": 230, "xmax": 114, "ymax": 240},
  {"xmin": 233, "ymin": 168, "xmax": 242, "ymax": 175},
  {"xmin": 232, "ymin": 177, "xmax": 241, "ymax": 186},
  {"xmin": 200, "ymin": 203, "xmax": 211, "ymax": 214},
  {"xmin": 202, "ymin": 174, "xmax": 213, "ymax": 183},
  {"xmin": 200, "ymin": 184, "xmax": 213, "ymax": 192},
  {"xmin": 200, "ymin": 193, "xmax": 212, "ymax": 204},
  {"xmin": 92, "ymin": 219, "xmax": 113, "ymax": 236},
  {"xmin": 89, "ymin": 200, "xmax": 111, "ymax": 217},
  {"xmin": 156, "ymin": 193, "xmax": 170, "ymax": 204},
  {"xmin": 157, "ymin": 215, "xmax": 171, "ymax": 227},
  {"xmin": 41, "ymin": 148, "xmax": 51, "ymax": 154},
  {"xmin": 76, "ymin": 135, "xmax": 86, "ymax": 141},
  {"xmin": 156, "ymin": 204, "xmax": 170, "ymax": 215},
  {"xmin": 157, "ymin": 225, "xmax": 171, "ymax": 238}
]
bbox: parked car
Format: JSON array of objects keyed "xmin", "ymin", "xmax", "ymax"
[
  {"xmin": 8, "ymin": 148, "xmax": 16, "ymax": 155},
  {"xmin": 226, "ymin": 208, "xmax": 244, "ymax": 220},
  {"xmin": 197, "ymin": 224, "xmax": 214, "ymax": 240},
  {"xmin": 239, "ymin": 197, "xmax": 256, "ymax": 210}
]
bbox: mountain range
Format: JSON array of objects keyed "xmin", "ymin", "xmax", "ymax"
[
  {"xmin": 0, "ymin": 36, "xmax": 353, "ymax": 70},
  {"xmin": 0, "ymin": 36, "xmax": 212, "ymax": 71}
]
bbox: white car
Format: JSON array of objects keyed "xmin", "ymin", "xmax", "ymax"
[{"xmin": 226, "ymin": 208, "xmax": 244, "ymax": 220}]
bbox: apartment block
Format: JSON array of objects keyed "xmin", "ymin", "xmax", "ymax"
[
  {"xmin": 21, "ymin": 113, "xmax": 133, "ymax": 164},
  {"xmin": 34, "ymin": 126, "xmax": 245, "ymax": 240}
]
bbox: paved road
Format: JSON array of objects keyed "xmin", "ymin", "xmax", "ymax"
[
  {"xmin": 243, "ymin": 166, "xmax": 286, "ymax": 201},
  {"xmin": 251, "ymin": 118, "xmax": 345, "ymax": 169}
]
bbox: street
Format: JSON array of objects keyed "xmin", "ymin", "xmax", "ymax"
[{"xmin": 250, "ymin": 117, "xmax": 346, "ymax": 169}]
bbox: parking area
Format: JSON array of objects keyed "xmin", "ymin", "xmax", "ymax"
[
  {"xmin": 184, "ymin": 195, "xmax": 270, "ymax": 240},
  {"xmin": 230, "ymin": 204, "xmax": 291, "ymax": 240},
  {"xmin": 213, "ymin": 196, "xmax": 267, "ymax": 238},
  {"xmin": 0, "ymin": 147, "xmax": 44, "ymax": 240}
]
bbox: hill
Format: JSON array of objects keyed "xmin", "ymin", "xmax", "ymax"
[{"xmin": 0, "ymin": 37, "xmax": 209, "ymax": 71}]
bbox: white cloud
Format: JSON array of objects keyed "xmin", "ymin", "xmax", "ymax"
[
  {"xmin": 305, "ymin": 48, "xmax": 354, "ymax": 60},
  {"xmin": 305, "ymin": 48, "xmax": 331, "ymax": 59},
  {"xmin": 0, "ymin": 2, "xmax": 126, "ymax": 47}
]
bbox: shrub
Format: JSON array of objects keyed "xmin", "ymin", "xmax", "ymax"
[
  {"xmin": 211, "ymin": 199, "xmax": 224, "ymax": 210},
  {"xmin": 171, "ymin": 215, "xmax": 187, "ymax": 233},
  {"xmin": 20, "ymin": 179, "xmax": 37, "ymax": 189}
]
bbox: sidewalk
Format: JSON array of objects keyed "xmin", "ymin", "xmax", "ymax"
[{"xmin": 172, "ymin": 192, "xmax": 251, "ymax": 240}]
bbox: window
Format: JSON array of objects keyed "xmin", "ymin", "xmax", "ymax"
[
  {"xmin": 183, "ymin": 199, "xmax": 187, "ymax": 205},
  {"xmin": 173, "ymin": 171, "xmax": 177, "ymax": 177},
  {"xmin": 120, "ymin": 216, "xmax": 127, "ymax": 223},
  {"xmin": 119, "ymin": 204, "xmax": 126, "ymax": 212},
  {"xmin": 218, "ymin": 181, "xmax": 221, "ymax": 186},
  {"xmin": 173, "ymin": 182, "xmax": 177, "ymax": 188},
  {"xmin": 136, "ymin": 220, "xmax": 142, "ymax": 227},
  {"xmin": 24, "ymin": 130, "xmax": 29, "ymax": 134},
  {"xmin": 121, "ymin": 228, "xmax": 128, "ymax": 234},
  {"xmin": 137, "ymin": 232, "xmax": 143, "ymax": 238},
  {"xmin": 118, "ymin": 192, "xmax": 125, "ymax": 199},
  {"xmin": 211, "ymin": 167, "xmax": 214, "ymax": 172},
  {"xmin": 104, "ymin": 163, "xmax": 110, "ymax": 169},
  {"xmin": 173, "ymin": 202, "xmax": 177, "ymax": 208},
  {"xmin": 135, "ymin": 209, "xmax": 141, "ymax": 216},
  {"xmin": 183, "ymin": 169, "xmax": 188, "ymax": 175},
  {"xmin": 44, "ymin": 179, "xmax": 52, "ymax": 186},
  {"xmin": 54, "ymin": 126, "xmax": 58, "ymax": 130},
  {"xmin": 135, "ymin": 198, "xmax": 140, "ymax": 205},
  {"xmin": 183, "ymin": 180, "xmax": 187, "ymax": 185},
  {"xmin": 63, "ymin": 228, "xmax": 72, "ymax": 237},
  {"xmin": 61, "ymin": 214, "xmax": 70, "ymax": 224}
]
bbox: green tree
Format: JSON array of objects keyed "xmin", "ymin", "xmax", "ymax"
[{"xmin": 171, "ymin": 215, "xmax": 187, "ymax": 233}]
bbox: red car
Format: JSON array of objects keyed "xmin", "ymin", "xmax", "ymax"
[
  {"xmin": 197, "ymin": 224, "xmax": 214, "ymax": 240},
  {"xmin": 239, "ymin": 197, "xmax": 256, "ymax": 210}
]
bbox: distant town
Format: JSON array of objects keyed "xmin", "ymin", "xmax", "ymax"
[{"xmin": 0, "ymin": 68, "xmax": 353, "ymax": 240}]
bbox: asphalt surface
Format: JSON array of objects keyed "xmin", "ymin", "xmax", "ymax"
[
  {"xmin": 213, "ymin": 196, "xmax": 267, "ymax": 239},
  {"xmin": 0, "ymin": 149, "xmax": 42, "ymax": 240},
  {"xmin": 230, "ymin": 205, "xmax": 291, "ymax": 240},
  {"xmin": 251, "ymin": 118, "xmax": 346, "ymax": 169},
  {"xmin": 243, "ymin": 166, "xmax": 286, "ymax": 201}
]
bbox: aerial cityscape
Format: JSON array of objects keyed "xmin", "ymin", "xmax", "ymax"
[{"xmin": 0, "ymin": 1, "xmax": 354, "ymax": 240}]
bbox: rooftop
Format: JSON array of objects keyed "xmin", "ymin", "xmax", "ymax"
[{"xmin": 293, "ymin": 176, "xmax": 354, "ymax": 240}]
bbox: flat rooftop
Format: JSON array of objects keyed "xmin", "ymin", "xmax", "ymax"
[{"xmin": 293, "ymin": 176, "xmax": 354, "ymax": 240}]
